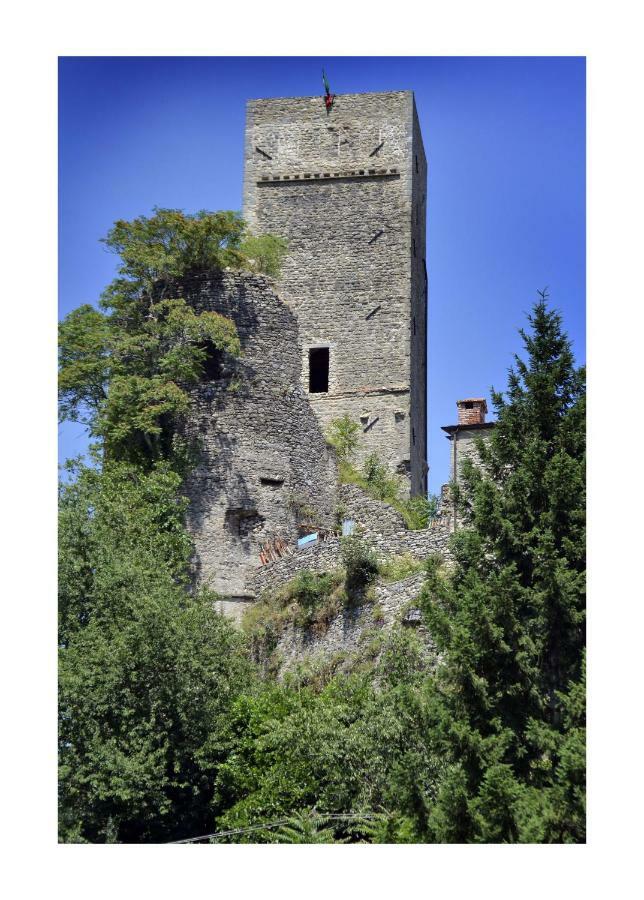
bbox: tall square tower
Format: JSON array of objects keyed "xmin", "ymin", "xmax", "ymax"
[{"xmin": 243, "ymin": 90, "xmax": 428, "ymax": 496}]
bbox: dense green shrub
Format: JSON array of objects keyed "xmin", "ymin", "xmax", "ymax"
[
  {"xmin": 288, "ymin": 570, "xmax": 335, "ymax": 610},
  {"xmin": 268, "ymin": 809, "xmax": 339, "ymax": 844},
  {"xmin": 214, "ymin": 661, "xmax": 443, "ymax": 841},
  {"xmin": 340, "ymin": 533, "xmax": 379, "ymax": 593}
]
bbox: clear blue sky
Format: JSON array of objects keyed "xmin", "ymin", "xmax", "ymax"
[{"xmin": 59, "ymin": 56, "xmax": 585, "ymax": 492}]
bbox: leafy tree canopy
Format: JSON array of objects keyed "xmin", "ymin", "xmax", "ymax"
[
  {"xmin": 101, "ymin": 207, "xmax": 287, "ymax": 306},
  {"xmin": 59, "ymin": 223, "xmax": 585, "ymax": 845},
  {"xmin": 212, "ymin": 635, "xmax": 443, "ymax": 843},
  {"xmin": 58, "ymin": 459, "xmax": 253, "ymax": 843},
  {"xmin": 59, "ymin": 209, "xmax": 286, "ymax": 465}
]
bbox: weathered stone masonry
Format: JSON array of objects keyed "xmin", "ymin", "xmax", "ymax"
[
  {"xmin": 243, "ymin": 91, "xmax": 428, "ymax": 496},
  {"xmin": 248, "ymin": 483, "xmax": 452, "ymax": 598},
  {"xmin": 179, "ymin": 271, "xmax": 338, "ymax": 611},
  {"xmin": 175, "ymin": 271, "xmax": 457, "ymax": 624},
  {"xmin": 441, "ymin": 398, "xmax": 494, "ymax": 527},
  {"xmin": 179, "ymin": 91, "xmax": 494, "ymax": 651},
  {"xmin": 274, "ymin": 571, "xmax": 436, "ymax": 671}
]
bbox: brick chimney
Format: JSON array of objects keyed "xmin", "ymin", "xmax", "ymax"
[{"xmin": 456, "ymin": 398, "xmax": 487, "ymax": 426}]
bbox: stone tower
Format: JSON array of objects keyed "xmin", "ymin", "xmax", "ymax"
[{"xmin": 243, "ymin": 91, "xmax": 428, "ymax": 496}]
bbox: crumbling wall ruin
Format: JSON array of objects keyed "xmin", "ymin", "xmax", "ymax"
[
  {"xmin": 179, "ymin": 271, "xmax": 338, "ymax": 602},
  {"xmin": 248, "ymin": 483, "xmax": 452, "ymax": 598},
  {"xmin": 274, "ymin": 571, "xmax": 436, "ymax": 673}
]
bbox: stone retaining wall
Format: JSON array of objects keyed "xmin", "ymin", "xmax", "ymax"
[
  {"xmin": 248, "ymin": 482, "xmax": 452, "ymax": 598},
  {"xmin": 275, "ymin": 571, "xmax": 433, "ymax": 670}
]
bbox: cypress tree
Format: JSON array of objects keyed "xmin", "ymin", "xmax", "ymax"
[{"xmin": 422, "ymin": 292, "xmax": 586, "ymax": 842}]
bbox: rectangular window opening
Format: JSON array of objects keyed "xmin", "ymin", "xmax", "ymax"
[{"xmin": 308, "ymin": 347, "xmax": 329, "ymax": 393}]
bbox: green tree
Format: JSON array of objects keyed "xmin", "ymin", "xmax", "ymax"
[
  {"xmin": 239, "ymin": 232, "xmax": 289, "ymax": 278},
  {"xmin": 420, "ymin": 293, "xmax": 586, "ymax": 843},
  {"xmin": 59, "ymin": 208, "xmax": 287, "ymax": 465},
  {"xmin": 326, "ymin": 415, "xmax": 360, "ymax": 462},
  {"xmin": 213, "ymin": 636, "xmax": 443, "ymax": 842},
  {"xmin": 270, "ymin": 809, "xmax": 339, "ymax": 844},
  {"xmin": 101, "ymin": 208, "xmax": 285, "ymax": 300},
  {"xmin": 58, "ymin": 460, "xmax": 254, "ymax": 843}
]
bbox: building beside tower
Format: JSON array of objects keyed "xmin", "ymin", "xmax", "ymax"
[
  {"xmin": 441, "ymin": 398, "xmax": 495, "ymax": 528},
  {"xmin": 243, "ymin": 91, "xmax": 428, "ymax": 496}
]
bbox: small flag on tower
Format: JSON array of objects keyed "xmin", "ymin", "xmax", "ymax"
[{"xmin": 322, "ymin": 69, "xmax": 335, "ymax": 111}]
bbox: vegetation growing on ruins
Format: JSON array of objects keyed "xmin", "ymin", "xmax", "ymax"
[
  {"xmin": 326, "ymin": 414, "xmax": 360, "ymax": 461},
  {"xmin": 378, "ymin": 553, "xmax": 426, "ymax": 583},
  {"xmin": 59, "ymin": 213, "xmax": 585, "ymax": 843},
  {"xmin": 102, "ymin": 207, "xmax": 287, "ymax": 293},
  {"xmin": 340, "ymin": 532, "xmax": 380, "ymax": 592},
  {"xmin": 58, "ymin": 208, "xmax": 286, "ymax": 466},
  {"xmin": 332, "ymin": 437, "xmax": 439, "ymax": 530},
  {"xmin": 242, "ymin": 569, "xmax": 347, "ymax": 660},
  {"xmin": 242, "ymin": 550, "xmax": 427, "ymax": 673}
]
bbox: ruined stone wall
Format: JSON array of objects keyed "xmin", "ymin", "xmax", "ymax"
[
  {"xmin": 275, "ymin": 571, "xmax": 435, "ymax": 671},
  {"xmin": 243, "ymin": 92, "xmax": 427, "ymax": 493},
  {"xmin": 178, "ymin": 271, "xmax": 338, "ymax": 599},
  {"xmin": 248, "ymin": 483, "xmax": 452, "ymax": 598}
]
